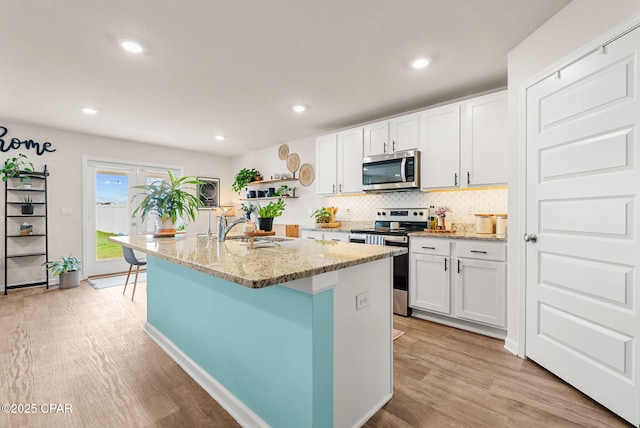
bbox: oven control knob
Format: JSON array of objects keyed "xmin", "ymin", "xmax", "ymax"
[
  {"xmin": 419, "ymin": 211, "xmax": 424, "ymax": 216},
  {"xmin": 381, "ymin": 211, "xmax": 386, "ymax": 216},
  {"xmin": 377, "ymin": 212, "xmax": 381, "ymax": 216},
  {"xmin": 413, "ymin": 211, "xmax": 418, "ymax": 216}
]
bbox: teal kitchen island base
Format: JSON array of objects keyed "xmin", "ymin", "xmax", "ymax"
[{"xmin": 144, "ymin": 255, "xmax": 393, "ymax": 428}]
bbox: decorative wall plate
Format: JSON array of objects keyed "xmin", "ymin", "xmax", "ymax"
[
  {"xmin": 278, "ymin": 144, "xmax": 289, "ymax": 160},
  {"xmin": 299, "ymin": 163, "xmax": 314, "ymax": 187},
  {"xmin": 286, "ymin": 153, "xmax": 300, "ymax": 173}
]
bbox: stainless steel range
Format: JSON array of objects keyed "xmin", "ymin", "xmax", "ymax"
[{"xmin": 349, "ymin": 208, "xmax": 430, "ymax": 316}]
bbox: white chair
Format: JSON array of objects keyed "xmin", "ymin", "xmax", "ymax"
[{"xmin": 122, "ymin": 246, "xmax": 146, "ymax": 301}]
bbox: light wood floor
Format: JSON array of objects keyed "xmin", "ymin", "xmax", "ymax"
[{"xmin": 0, "ymin": 282, "xmax": 631, "ymax": 427}]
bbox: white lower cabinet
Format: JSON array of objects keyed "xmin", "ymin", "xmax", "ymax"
[
  {"xmin": 409, "ymin": 253, "xmax": 451, "ymax": 314},
  {"xmin": 301, "ymin": 230, "xmax": 350, "ymax": 242},
  {"xmin": 410, "ymin": 237, "xmax": 507, "ymax": 333}
]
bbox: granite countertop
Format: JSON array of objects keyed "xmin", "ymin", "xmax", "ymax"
[
  {"xmin": 110, "ymin": 235, "xmax": 406, "ymax": 289},
  {"xmin": 408, "ymin": 231, "xmax": 507, "ymax": 241}
]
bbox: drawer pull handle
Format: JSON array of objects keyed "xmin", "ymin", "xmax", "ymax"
[
  {"xmin": 457, "ymin": 260, "xmax": 461, "ymax": 273},
  {"xmin": 331, "ymin": 239, "xmax": 340, "ymax": 241},
  {"xmin": 470, "ymin": 250, "xmax": 487, "ymax": 254},
  {"xmin": 444, "ymin": 258, "xmax": 447, "ymax": 271},
  {"xmin": 422, "ymin": 246, "xmax": 436, "ymax": 250}
]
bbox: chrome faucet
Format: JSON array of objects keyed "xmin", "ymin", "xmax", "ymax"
[{"xmin": 217, "ymin": 215, "xmax": 249, "ymax": 242}]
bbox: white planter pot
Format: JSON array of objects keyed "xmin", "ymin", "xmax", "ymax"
[
  {"xmin": 156, "ymin": 217, "xmax": 176, "ymax": 233},
  {"xmin": 59, "ymin": 270, "xmax": 80, "ymax": 289}
]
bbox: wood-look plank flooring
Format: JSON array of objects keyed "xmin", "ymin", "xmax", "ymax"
[{"xmin": 0, "ymin": 282, "xmax": 632, "ymax": 427}]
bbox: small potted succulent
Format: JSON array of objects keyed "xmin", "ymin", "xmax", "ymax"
[
  {"xmin": 21, "ymin": 196, "xmax": 34, "ymax": 215},
  {"xmin": 241, "ymin": 202, "xmax": 255, "ymax": 220},
  {"xmin": 44, "ymin": 254, "xmax": 82, "ymax": 289},
  {"xmin": 256, "ymin": 197, "xmax": 286, "ymax": 231}
]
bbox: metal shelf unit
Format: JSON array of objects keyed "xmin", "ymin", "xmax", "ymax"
[{"xmin": 4, "ymin": 166, "xmax": 49, "ymax": 294}]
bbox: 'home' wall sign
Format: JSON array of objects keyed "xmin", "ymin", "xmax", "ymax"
[{"xmin": 0, "ymin": 125, "xmax": 57, "ymax": 156}]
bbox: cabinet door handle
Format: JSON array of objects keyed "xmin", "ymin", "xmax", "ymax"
[
  {"xmin": 339, "ymin": 183, "xmax": 342, "ymax": 192},
  {"xmin": 470, "ymin": 250, "xmax": 487, "ymax": 254},
  {"xmin": 422, "ymin": 246, "xmax": 436, "ymax": 250},
  {"xmin": 383, "ymin": 142, "xmax": 387, "ymax": 153},
  {"xmin": 444, "ymin": 258, "xmax": 448, "ymax": 271},
  {"xmin": 457, "ymin": 260, "xmax": 461, "ymax": 273},
  {"xmin": 332, "ymin": 184, "xmax": 335, "ymax": 193},
  {"xmin": 392, "ymin": 140, "xmax": 396, "ymax": 151},
  {"xmin": 467, "ymin": 171, "xmax": 471, "ymax": 185},
  {"xmin": 454, "ymin": 173, "xmax": 458, "ymax": 186}
]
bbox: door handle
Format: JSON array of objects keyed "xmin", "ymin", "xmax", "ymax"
[
  {"xmin": 457, "ymin": 259, "xmax": 461, "ymax": 273},
  {"xmin": 523, "ymin": 233, "xmax": 538, "ymax": 243},
  {"xmin": 444, "ymin": 258, "xmax": 447, "ymax": 271},
  {"xmin": 339, "ymin": 183, "xmax": 342, "ymax": 192},
  {"xmin": 392, "ymin": 140, "xmax": 396, "ymax": 151},
  {"xmin": 467, "ymin": 171, "xmax": 471, "ymax": 185},
  {"xmin": 332, "ymin": 184, "xmax": 335, "ymax": 193},
  {"xmin": 470, "ymin": 250, "xmax": 487, "ymax": 254},
  {"xmin": 422, "ymin": 246, "xmax": 436, "ymax": 250},
  {"xmin": 454, "ymin": 173, "xmax": 458, "ymax": 186},
  {"xmin": 383, "ymin": 142, "xmax": 387, "ymax": 153}
]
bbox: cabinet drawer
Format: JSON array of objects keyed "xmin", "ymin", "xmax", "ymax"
[
  {"xmin": 456, "ymin": 241, "xmax": 506, "ymax": 261},
  {"xmin": 410, "ymin": 238, "xmax": 450, "ymax": 256}
]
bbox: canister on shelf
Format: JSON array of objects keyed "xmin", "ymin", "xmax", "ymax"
[
  {"xmin": 474, "ymin": 214, "xmax": 494, "ymax": 234},
  {"xmin": 496, "ymin": 214, "xmax": 508, "ymax": 236}
]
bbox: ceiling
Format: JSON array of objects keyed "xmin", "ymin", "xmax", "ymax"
[{"xmin": 0, "ymin": 0, "xmax": 571, "ymax": 157}]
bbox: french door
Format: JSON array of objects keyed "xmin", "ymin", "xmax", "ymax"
[
  {"xmin": 83, "ymin": 159, "xmax": 180, "ymax": 277},
  {"xmin": 525, "ymin": 26, "xmax": 640, "ymax": 425}
]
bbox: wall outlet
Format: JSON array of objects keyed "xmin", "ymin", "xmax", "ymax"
[{"xmin": 356, "ymin": 291, "xmax": 370, "ymax": 311}]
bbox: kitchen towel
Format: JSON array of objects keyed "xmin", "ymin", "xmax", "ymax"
[{"xmin": 365, "ymin": 234, "xmax": 385, "ymax": 245}]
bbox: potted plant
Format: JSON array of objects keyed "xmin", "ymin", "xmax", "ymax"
[
  {"xmin": 1, "ymin": 153, "xmax": 34, "ymax": 183},
  {"xmin": 44, "ymin": 254, "xmax": 81, "ymax": 289},
  {"xmin": 241, "ymin": 202, "xmax": 255, "ymax": 220},
  {"xmin": 21, "ymin": 196, "xmax": 34, "ymax": 215},
  {"xmin": 311, "ymin": 207, "xmax": 338, "ymax": 226},
  {"xmin": 256, "ymin": 197, "xmax": 286, "ymax": 231},
  {"xmin": 232, "ymin": 168, "xmax": 262, "ymax": 194},
  {"xmin": 132, "ymin": 170, "xmax": 204, "ymax": 234}
]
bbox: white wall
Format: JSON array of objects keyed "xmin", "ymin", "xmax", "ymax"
[
  {"xmin": 1, "ymin": 120, "xmax": 232, "ymax": 287},
  {"xmin": 506, "ymin": 0, "xmax": 640, "ymax": 352},
  {"xmin": 230, "ymin": 135, "xmax": 327, "ymax": 227}
]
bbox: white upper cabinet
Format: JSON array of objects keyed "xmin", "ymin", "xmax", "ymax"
[
  {"xmin": 419, "ymin": 90, "xmax": 507, "ymax": 190},
  {"xmin": 337, "ymin": 127, "xmax": 363, "ymax": 194},
  {"xmin": 316, "ymin": 133, "xmax": 338, "ymax": 195},
  {"xmin": 316, "ymin": 128, "xmax": 363, "ymax": 196},
  {"xmin": 419, "ymin": 103, "xmax": 461, "ymax": 189},
  {"xmin": 363, "ymin": 121, "xmax": 389, "ymax": 157},
  {"xmin": 390, "ymin": 113, "xmax": 419, "ymax": 153},
  {"xmin": 461, "ymin": 91, "xmax": 508, "ymax": 186},
  {"xmin": 363, "ymin": 113, "xmax": 418, "ymax": 156}
]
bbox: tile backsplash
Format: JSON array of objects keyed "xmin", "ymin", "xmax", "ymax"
[{"xmin": 327, "ymin": 188, "xmax": 507, "ymax": 224}]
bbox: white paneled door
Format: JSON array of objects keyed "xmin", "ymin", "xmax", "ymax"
[{"xmin": 525, "ymin": 27, "xmax": 640, "ymax": 426}]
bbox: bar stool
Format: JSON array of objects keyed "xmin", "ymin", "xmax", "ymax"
[{"xmin": 122, "ymin": 246, "xmax": 146, "ymax": 301}]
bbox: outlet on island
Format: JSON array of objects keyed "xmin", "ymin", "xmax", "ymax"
[{"xmin": 356, "ymin": 291, "xmax": 370, "ymax": 311}]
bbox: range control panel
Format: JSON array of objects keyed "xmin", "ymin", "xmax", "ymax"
[{"xmin": 375, "ymin": 208, "xmax": 430, "ymax": 221}]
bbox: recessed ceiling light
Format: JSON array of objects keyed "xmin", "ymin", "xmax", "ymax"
[
  {"xmin": 82, "ymin": 107, "xmax": 98, "ymax": 115},
  {"xmin": 119, "ymin": 39, "xmax": 144, "ymax": 54},
  {"xmin": 214, "ymin": 135, "xmax": 225, "ymax": 141},
  {"xmin": 411, "ymin": 57, "xmax": 430, "ymax": 69},
  {"xmin": 292, "ymin": 105, "xmax": 306, "ymax": 113}
]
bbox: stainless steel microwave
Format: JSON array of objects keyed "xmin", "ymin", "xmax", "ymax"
[{"xmin": 362, "ymin": 149, "xmax": 420, "ymax": 192}]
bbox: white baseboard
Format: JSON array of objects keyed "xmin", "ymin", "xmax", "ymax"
[
  {"xmin": 410, "ymin": 309, "xmax": 507, "ymax": 340},
  {"xmin": 144, "ymin": 322, "xmax": 268, "ymax": 428},
  {"xmin": 503, "ymin": 337, "xmax": 519, "ymax": 356},
  {"xmin": 351, "ymin": 393, "xmax": 393, "ymax": 428}
]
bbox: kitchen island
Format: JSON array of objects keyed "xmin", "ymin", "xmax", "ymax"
[{"xmin": 110, "ymin": 234, "xmax": 406, "ymax": 428}]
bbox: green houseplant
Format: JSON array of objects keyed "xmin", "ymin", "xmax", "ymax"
[
  {"xmin": 232, "ymin": 168, "xmax": 262, "ymax": 194},
  {"xmin": 132, "ymin": 170, "xmax": 204, "ymax": 233},
  {"xmin": 44, "ymin": 254, "xmax": 81, "ymax": 289},
  {"xmin": 311, "ymin": 207, "xmax": 332, "ymax": 224},
  {"xmin": 241, "ymin": 202, "xmax": 255, "ymax": 220},
  {"xmin": 21, "ymin": 195, "xmax": 34, "ymax": 215},
  {"xmin": 256, "ymin": 197, "xmax": 286, "ymax": 231},
  {"xmin": 2, "ymin": 153, "xmax": 34, "ymax": 183}
]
